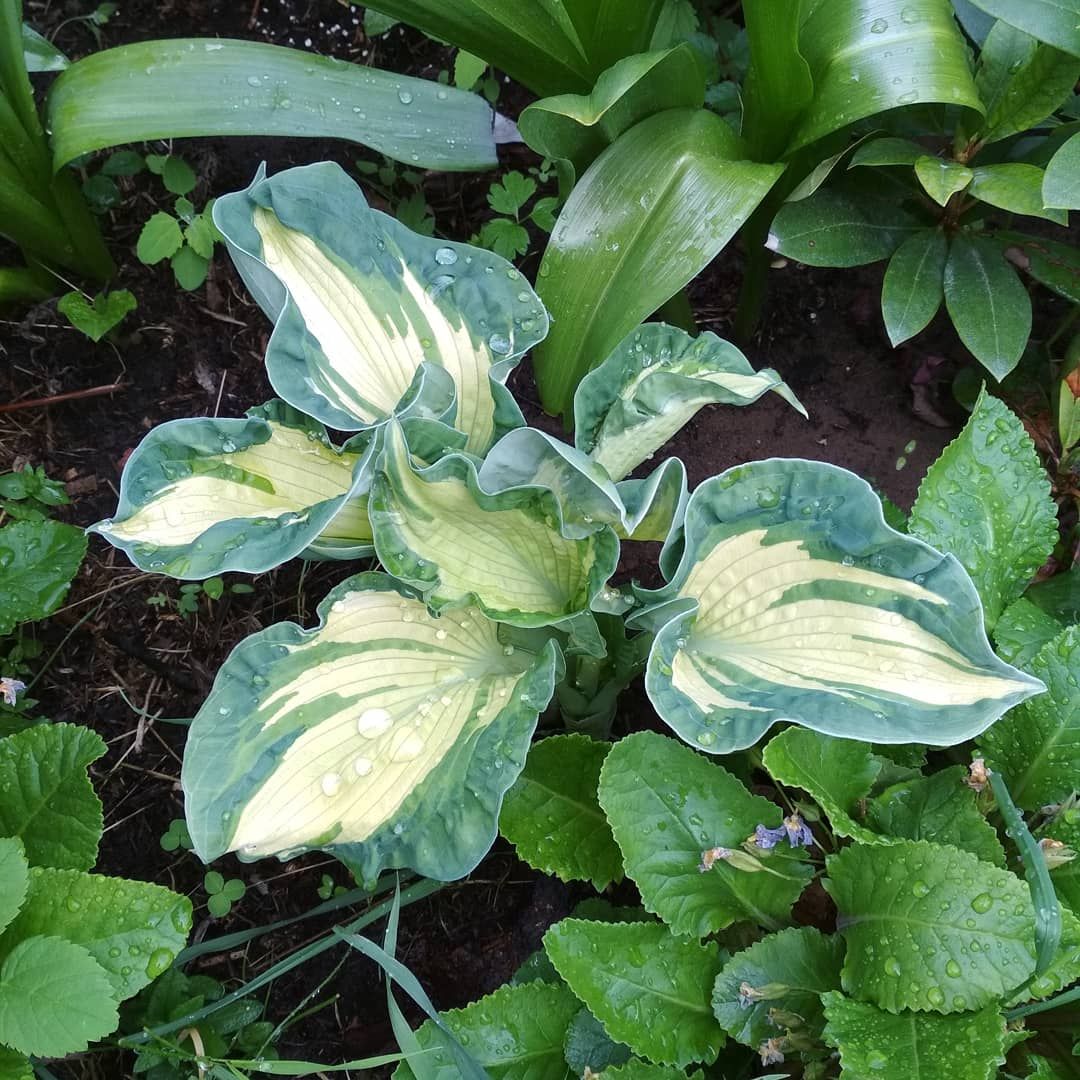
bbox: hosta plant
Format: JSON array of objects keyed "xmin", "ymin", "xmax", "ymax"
[
  {"xmin": 91, "ymin": 161, "xmax": 1045, "ymax": 891},
  {"xmin": 0, "ymin": 723, "xmax": 192, "ymax": 1074}
]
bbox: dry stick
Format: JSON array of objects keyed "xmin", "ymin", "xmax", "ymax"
[{"xmin": 0, "ymin": 382, "xmax": 125, "ymax": 413}]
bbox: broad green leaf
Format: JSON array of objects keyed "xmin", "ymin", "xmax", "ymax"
[
  {"xmin": 603, "ymin": 1064, "xmax": 703, "ymax": 1080},
  {"xmin": 47, "ymin": 39, "xmax": 497, "ymax": 172},
  {"xmin": 825, "ymin": 839, "xmax": 1036, "ymax": 1012},
  {"xmin": 544, "ymin": 919, "xmax": 725, "ymax": 1067},
  {"xmin": 0, "ymin": 867, "xmax": 192, "ymax": 1001},
  {"xmin": 712, "ymin": 927, "xmax": 843, "ymax": 1047},
  {"xmin": 867, "ymin": 767, "xmax": 1006, "ymax": 865},
  {"xmin": 0, "ymin": 519, "xmax": 87, "ymax": 635},
  {"xmin": 0, "ymin": 840, "xmax": 27, "ymax": 938},
  {"xmin": 519, "ymin": 46, "xmax": 705, "ymax": 184},
  {"xmin": 90, "ymin": 404, "xmax": 375, "ymax": 579},
  {"xmin": 0, "ymin": 936, "xmax": 118, "ymax": 1056},
  {"xmin": 370, "ymin": 424, "xmax": 619, "ymax": 626},
  {"xmin": 1024, "ymin": 567, "xmax": 1080, "ymax": 623},
  {"xmin": 564, "ymin": 1008, "xmax": 632, "ymax": 1073},
  {"xmin": 979, "ymin": 626, "xmax": 1080, "ymax": 810},
  {"xmin": 943, "ymin": 234, "xmax": 1033, "ymax": 380},
  {"xmin": 213, "ymin": 162, "xmax": 547, "ymax": 455},
  {"xmin": 762, "ymin": 728, "xmax": 881, "ymax": 842},
  {"xmin": 849, "ymin": 136, "xmax": 925, "ymax": 168},
  {"xmin": 969, "ymin": 163, "xmax": 1068, "ymax": 223},
  {"xmin": 499, "ymin": 734, "xmax": 622, "ymax": 890},
  {"xmin": 1043, "ymin": 131, "xmax": 1080, "ymax": 208},
  {"xmin": 453, "ymin": 49, "xmax": 487, "ymax": 90},
  {"xmin": 634, "ymin": 458, "xmax": 1040, "ymax": 755},
  {"xmin": 182, "ymin": 573, "xmax": 562, "ymax": 883},
  {"xmin": 994, "ymin": 597, "xmax": 1066, "ymax": 668},
  {"xmin": 788, "ymin": 0, "xmax": 983, "ymax": 152},
  {"xmin": 909, "ymin": 389, "xmax": 1058, "ymax": 629},
  {"xmin": 573, "ymin": 323, "xmax": 804, "ymax": 482},
  {"xmin": 0, "ymin": 1047, "xmax": 32, "ymax": 1080},
  {"xmin": 881, "ymin": 228, "xmax": 947, "ymax": 346},
  {"xmin": 598, "ymin": 732, "xmax": 813, "ymax": 936},
  {"xmin": 532, "ymin": 108, "xmax": 783, "ymax": 418},
  {"xmin": 57, "ymin": 288, "xmax": 137, "ymax": 342},
  {"xmin": 377, "ymin": 981, "xmax": 580, "ymax": 1079},
  {"xmin": 136, "ymin": 212, "xmax": 184, "ymax": 264},
  {"xmin": 821, "ymin": 992, "xmax": 1007, "ymax": 1080},
  {"xmin": 966, "ymin": 0, "xmax": 1080, "ymax": 57},
  {"xmin": 0, "ymin": 723, "xmax": 105, "ymax": 871},
  {"xmin": 996, "ymin": 231, "xmax": 1080, "ymax": 304},
  {"xmin": 914, "ymin": 156, "xmax": 973, "ymax": 206},
  {"xmin": 171, "ymin": 245, "xmax": 209, "ymax": 290},
  {"xmin": 21, "ymin": 22, "xmax": 67, "ymax": 72},
  {"xmin": 766, "ymin": 189, "xmax": 921, "ymax": 268}
]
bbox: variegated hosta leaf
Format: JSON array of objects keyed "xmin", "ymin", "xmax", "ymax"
[
  {"xmin": 369, "ymin": 424, "xmax": 620, "ymax": 627},
  {"xmin": 635, "ymin": 459, "xmax": 1043, "ymax": 754},
  {"xmin": 573, "ymin": 323, "xmax": 806, "ymax": 482},
  {"xmin": 213, "ymin": 161, "xmax": 549, "ymax": 454},
  {"xmin": 615, "ymin": 458, "xmax": 689, "ymax": 543},
  {"xmin": 90, "ymin": 402, "xmax": 374, "ymax": 578},
  {"xmin": 182, "ymin": 573, "xmax": 562, "ymax": 882}
]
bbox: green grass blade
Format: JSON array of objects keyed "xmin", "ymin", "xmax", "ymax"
[{"xmin": 47, "ymin": 38, "xmax": 498, "ymax": 172}]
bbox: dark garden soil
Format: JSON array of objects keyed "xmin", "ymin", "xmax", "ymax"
[{"xmin": 3, "ymin": 3, "xmax": 1075, "ymax": 1076}]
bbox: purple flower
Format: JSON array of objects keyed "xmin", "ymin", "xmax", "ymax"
[
  {"xmin": 783, "ymin": 813, "xmax": 814, "ymax": 848},
  {"xmin": 759, "ymin": 1037, "xmax": 786, "ymax": 1066},
  {"xmin": 0, "ymin": 678, "xmax": 26, "ymax": 708},
  {"xmin": 753, "ymin": 823, "xmax": 788, "ymax": 850}
]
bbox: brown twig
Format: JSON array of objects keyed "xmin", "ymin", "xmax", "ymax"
[{"xmin": 0, "ymin": 382, "xmax": 125, "ymax": 414}]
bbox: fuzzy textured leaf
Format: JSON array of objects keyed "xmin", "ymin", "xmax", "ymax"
[
  {"xmin": 0, "ymin": 840, "xmax": 28, "ymax": 939},
  {"xmin": 544, "ymin": 919, "xmax": 724, "ymax": 1068},
  {"xmin": 499, "ymin": 735, "xmax": 622, "ymax": 890},
  {"xmin": 598, "ymin": 732, "xmax": 812, "ymax": 936},
  {"xmin": 825, "ymin": 839, "xmax": 1035, "ymax": 1013},
  {"xmin": 909, "ymin": 389, "xmax": 1057, "ymax": 629}
]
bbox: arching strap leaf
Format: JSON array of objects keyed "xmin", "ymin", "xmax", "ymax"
[
  {"xmin": 370, "ymin": 424, "xmax": 619, "ymax": 626},
  {"xmin": 89, "ymin": 402, "xmax": 375, "ymax": 579},
  {"xmin": 636, "ymin": 458, "xmax": 1043, "ymax": 754},
  {"xmin": 183, "ymin": 573, "xmax": 562, "ymax": 883},
  {"xmin": 573, "ymin": 323, "xmax": 805, "ymax": 481},
  {"xmin": 213, "ymin": 161, "xmax": 548, "ymax": 454}
]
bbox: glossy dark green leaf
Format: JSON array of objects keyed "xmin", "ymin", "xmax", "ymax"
[
  {"xmin": 47, "ymin": 39, "xmax": 497, "ymax": 173},
  {"xmin": 914, "ymin": 156, "xmax": 973, "ymax": 205},
  {"xmin": 1043, "ymin": 131, "xmax": 1080, "ymax": 208},
  {"xmin": 969, "ymin": 163, "xmax": 1068, "ymax": 223},
  {"xmin": 994, "ymin": 597, "xmax": 1066, "ymax": 668},
  {"xmin": 767, "ymin": 188, "xmax": 921, "ymax": 267},
  {"xmin": 966, "ymin": 0, "xmax": 1080, "ymax": 56},
  {"xmin": 943, "ymin": 234, "xmax": 1032, "ymax": 379},
  {"xmin": 881, "ymin": 228, "xmax": 947, "ymax": 345},
  {"xmin": 849, "ymin": 136, "xmax": 925, "ymax": 167},
  {"xmin": 0, "ymin": 519, "xmax": 87, "ymax": 635},
  {"xmin": 21, "ymin": 22, "xmax": 67, "ymax": 72},
  {"xmin": 532, "ymin": 108, "xmax": 782, "ymax": 417}
]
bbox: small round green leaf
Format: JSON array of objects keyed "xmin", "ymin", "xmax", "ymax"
[{"xmin": 136, "ymin": 212, "xmax": 184, "ymax": 265}]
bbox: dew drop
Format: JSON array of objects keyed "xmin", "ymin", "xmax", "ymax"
[
  {"xmin": 357, "ymin": 708, "xmax": 393, "ymax": 737},
  {"xmin": 321, "ymin": 772, "xmax": 342, "ymax": 796},
  {"xmin": 488, "ymin": 332, "xmax": 512, "ymax": 355},
  {"xmin": 945, "ymin": 959, "xmax": 962, "ymax": 978},
  {"xmin": 884, "ymin": 956, "xmax": 901, "ymax": 976},
  {"xmin": 870, "ymin": 17, "xmax": 889, "ymax": 32},
  {"xmin": 971, "ymin": 893, "xmax": 993, "ymax": 914},
  {"xmin": 434, "ymin": 246, "xmax": 458, "ymax": 266},
  {"xmin": 354, "ymin": 757, "xmax": 373, "ymax": 777},
  {"xmin": 397, "ymin": 89, "xmax": 413, "ymax": 104}
]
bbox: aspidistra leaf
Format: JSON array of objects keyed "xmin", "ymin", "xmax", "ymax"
[
  {"xmin": 370, "ymin": 423, "xmax": 619, "ymax": 626},
  {"xmin": 598, "ymin": 732, "xmax": 813, "ymax": 936},
  {"xmin": 573, "ymin": 323, "xmax": 805, "ymax": 483},
  {"xmin": 182, "ymin": 573, "xmax": 562, "ymax": 883},
  {"xmin": 825, "ymin": 839, "xmax": 1036, "ymax": 1013},
  {"xmin": 909, "ymin": 388, "xmax": 1058, "ymax": 630},
  {"xmin": 635, "ymin": 458, "xmax": 1040, "ymax": 755},
  {"xmin": 90, "ymin": 403, "xmax": 375, "ymax": 579},
  {"xmin": 213, "ymin": 162, "xmax": 548, "ymax": 454}
]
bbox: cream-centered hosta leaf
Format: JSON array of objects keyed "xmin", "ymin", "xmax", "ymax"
[
  {"xmin": 90, "ymin": 401, "xmax": 374, "ymax": 579},
  {"xmin": 635, "ymin": 459, "xmax": 1043, "ymax": 754},
  {"xmin": 573, "ymin": 323, "xmax": 805, "ymax": 482},
  {"xmin": 182, "ymin": 573, "xmax": 562, "ymax": 883},
  {"xmin": 369, "ymin": 424, "xmax": 620, "ymax": 626},
  {"xmin": 213, "ymin": 161, "xmax": 549, "ymax": 454}
]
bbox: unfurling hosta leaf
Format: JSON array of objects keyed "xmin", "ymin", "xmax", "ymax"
[
  {"xmin": 518, "ymin": 45, "xmax": 705, "ymax": 186},
  {"xmin": 712, "ymin": 927, "xmax": 843, "ymax": 1047},
  {"xmin": 598, "ymin": 732, "xmax": 812, "ymax": 935},
  {"xmin": 499, "ymin": 735, "xmax": 622, "ymax": 890},
  {"xmin": 881, "ymin": 228, "xmax": 947, "ymax": 347},
  {"xmin": 762, "ymin": 728, "xmax": 881, "ymax": 842},
  {"xmin": 573, "ymin": 323, "xmax": 805, "ymax": 483},
  {"xmin": 392, "ymin": 981, "xmax": 581, "ymax": 1080},
  {"xmin": 370, "ymin": 424, "xmax": 619, "ymax": 626},
  {"xmin": 910, "ymin": 390, "xmax": 1057, "ymax": 630},
  {"xmin": 0, "ymin": 840, "xmax": 28, "ymax": 938},
  {"xmin": 943, "ymin": 234, "xmax": 1032, "ymax": 380},
  {"xmin": 825, "ymin": 840, "xmax": 1036, "ymax": 1013},
  {"xmin": 183, "ymin": 573, "xmax": 561, "ymax": 883},
  {"xmin": 0, "ymin": 868, "xmax": 192, "ymax": 1001},
  {"xmin": 821, "ymin": 992, "xmax": 1007, "ymax": 1080},
  {"xmin": 213, "ymin": 162, "xmax": 548, "ymax": 454},
  {"xmin": 0, "ymin": 724, "xmax": 105, "ymax": 871},
  {"xmin": 979, "ymin": 626, "xmax": 1080, "ymax": 810},
  {"xmin": 867, "ymin": 767, "xmax": 1005, "ymax": 866},
  {"xmin": 0, "ymin": 519, "xmax": 87, "ymax": 635},
  {"xmin": 994, "ymin": 597, "xmax": 1065, "ymax": 668},
  {"xmin": 90, "ymin": 403, "xmax": 375, "ymax": 579},
  {"xmin": 634, "ymin": 458, "xmax": 1040, "ymax": 755},
  {"xmin": 544, "ymin": 919, "xmax": 725, "ymax": 1067}
]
